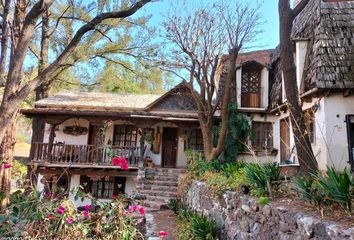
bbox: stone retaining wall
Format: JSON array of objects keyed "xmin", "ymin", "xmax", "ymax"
[{"xmin": 185, "ymin": 181, "xmax": 354, "ymax": 240}]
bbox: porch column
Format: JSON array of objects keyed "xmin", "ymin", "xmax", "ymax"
[
  {"xmin": 139, "ymin": 128, "xmax": 145, "ymax": 169},
  {"xmin": 47, "ymin": 124, "xmax": 56, "ymax": 163}
]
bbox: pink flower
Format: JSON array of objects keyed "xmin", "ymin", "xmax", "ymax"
[
  {"xmin": 66, "ymin": 217, "xmax": 74, "ymax": 225},
  {"xmin": 57, "ymin": 205, "xmax": 65, "ymax": 215},
  {"xmin": 84, "ymin": 204, "xmax": 91, "ymax": 211},
  {"xmin": 82, "ymin": 210, "xmax": 89, "ymax": 218},
  {"xmin": 45, "ymin": 191, "xmax": 52, "ymax": 197},
  {"xmin": 137, "ymin": 205, "xmax": 145, "ymax": 215},
  {"xmin": 112, "ymin": 156, "xmax": 129, "ymax": 171},
  {"xmin": 128, "ymin": 205, "xmax": 137, "ymax": 213},
  {"xmin": 3, "ymin": 163, "xmax": 11, "ymax": 169},
  {"xmin": 47, "ymin": 214, "xmax": 55, "ymax": 220},
  {"xmin": 159, "ymin": 231, "xmax": 168, "ymax": 237},
  {"xmin": 138, "ymin": 218, "xmax": 143, "ymax": 224}
]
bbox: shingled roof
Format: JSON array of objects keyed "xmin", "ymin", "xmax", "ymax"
[
  {"xmin": 34, "ymin": 92, "xmax": 163, "ymax": 111},
  {"xmin": 270, "ymin": 0, "xmax": 354, "ymax": 109}
]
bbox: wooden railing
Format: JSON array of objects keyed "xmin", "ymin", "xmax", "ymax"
[{"xmin": 32, "ymin": 142, "xmax": 141, "ymax": 167}]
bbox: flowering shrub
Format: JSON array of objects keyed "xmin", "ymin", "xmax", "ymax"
[
  {"xmin": 112, "ymin": 156, "xmax": 129, "ymax": 170},
  {"xmin": 0, "ymin": 189, "xmax": 145, "ymax": 239}
]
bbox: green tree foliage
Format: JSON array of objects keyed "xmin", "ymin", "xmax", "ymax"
[{"xmin": 214, "ymin": 104, "xmax": 251, "ymax": 162}]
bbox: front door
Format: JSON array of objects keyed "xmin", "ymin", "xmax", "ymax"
[
  {"xmin": 162, "ymin": 127, "xmax": 178, "ymax": 168},
  {"xmin": 280, "ymin": 118, "xmax": 291, "ymax": 164}
]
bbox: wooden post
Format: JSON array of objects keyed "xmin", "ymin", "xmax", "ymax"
[
  {"xmin": 47, "ymin": 124, "xmax": 56, "ymax": 162},
  {"xmin": 139, "ymin": 128, "xmax": 145, "ymax": 168}
]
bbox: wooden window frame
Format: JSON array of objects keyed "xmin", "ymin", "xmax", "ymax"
[
  {"xmin": 188, "ymin": 129, "xmax": 204, "ymax": 151},
  {"xmin": 113, "ymin": 125, "xmax": 138, "ymax": 147},
  {"xmin": 80, "ymin": 176, "xmax": 126, "ymax": 199},
  {"xmin": 241, "ymin": 64, "xmax": 262, "ymax": 108},
  {"xmin": 251, "ymin": 121, "xmax": 273, "ymax": 150},
  {"xmin": 304, "ymin": 109, "xmax": 316, "ymax": 144}
]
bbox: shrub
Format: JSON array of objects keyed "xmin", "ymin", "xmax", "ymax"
[
  {"xmin": 243, "ymin": 162, "xmax": 281, "ymax": 197},
  {"xmin": 203, "ymin": 170, "xmax": 248, "ymax": 197},
  {"xmin": 0, "ymin": 189, "xmax": 144, "ymax": 239},
  {"xmin": 177, "ymin": 207, "xmax": 218, "ymax": 240},
  {"xmin": 190, "ymin": 212, "xmax": 218, "ymax": 240},
  {"xmin": 258, "ymin": 196, "xmax": 270, "ymax": 206},
  {"xmin": 167, "ymin": 199, "xmax": 182, "ymax": 214},
  {"xmin": 315, "ymin": 167, "xmax": 353, "ymax": 213},
  {"xmin": 293, "ymin": 175, "xmax": 324, "ymax": 208}
]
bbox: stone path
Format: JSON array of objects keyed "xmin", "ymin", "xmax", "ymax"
[{"xmin": 145, "ymin": 210, "xmax": 178, "ymax": 240}]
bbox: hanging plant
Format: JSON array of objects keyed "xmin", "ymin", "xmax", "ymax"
[{"xmin": 63, "ymin": 126, "xmax": 88, "ymax": 136}]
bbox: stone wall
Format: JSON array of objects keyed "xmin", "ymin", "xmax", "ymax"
[{"xmin": 185, "ymin": 181, "xmax": 354, "ymax": 240}]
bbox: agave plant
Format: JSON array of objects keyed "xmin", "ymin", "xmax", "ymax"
[{"xmin": 314, "ymin": 167, "xmax": 353, "ymax": 214}]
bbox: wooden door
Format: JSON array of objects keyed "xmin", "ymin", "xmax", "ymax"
[
  {"xmin": 280, "ymin": 118, "xmax": 290, "ymax": 163},
  {"xmin": 162, "ymin": 127, "xmax": 178, "ymax": 168}
]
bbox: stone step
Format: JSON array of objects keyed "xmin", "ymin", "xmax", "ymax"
[
  {"xmin": 143, "ymin": 180, "xmax": 178, "ymax": 187},
  {"xmin": 145, "ymin": 195, "xmax": 172, "ymax": 203},
  {"xmin": 153, "ymin": 175, "xmax": 179, "ymax": 182},
  {"xmin": 140, "ymin": 190, "xmax": 177, "ymax": 198},
  {"xmin": 141, "ymin": 185, "xmax": 178, "ymax": 192},
  {"xmin": 154, "ymin": 168, "xmax": 187, "ymax": 173},
  {"xmin": 143, "ymin": 200, "xmax": 167, "ymax": 210}
]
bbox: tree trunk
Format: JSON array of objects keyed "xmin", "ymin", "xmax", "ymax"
[
  {"xmin": 0, "ymin": 120, "xmax": 16, "ymax": 208},
  {"xmin": 278, "ymin": 0, "xmax": 317, "ymax": 173},
  {"xmin": 0, "ymin": 0, "xmax": 11, "ymax": 85},
  {"xmin": 29, "ymin": 10, "xmax": 50, "ymax": 161},
  {"xmin": 202, "ymin": 48, "xmax": 238, "ymax": 162}
]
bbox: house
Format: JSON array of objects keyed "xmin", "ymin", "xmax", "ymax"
[
  {"xmin": 216, "ymin": 0, "xmax": 354, "ymax": 172},
  {"xmin": 269, "ymin": 0, "xmax": 354, "ymax": 172},
  {"xmin": 22, "ymin": 83, "xmax": 201, "ymax": 208}
]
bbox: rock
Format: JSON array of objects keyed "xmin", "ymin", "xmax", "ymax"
[
  {"xmin": 240, "ymin": 220, "xmax": 250, "ymax": 232},
  {"xmin": 241, "ymin": 204, "xmax": 251, "ymax": 213},
  {"xmin": 262, "ymin": 205, "xmax": 272, "ymax": 217},
  {"xmin": 251, "ymin": 222, "xmax": 261, "ymax": 235}
]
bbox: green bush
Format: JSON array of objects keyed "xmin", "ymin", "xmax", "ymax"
[
  {"xmin": 167, "ymin": 199, "xmax": 182, "ymax": 214},
  {"xmin": 315, "ymin": 167, "xmax": 353, "ymax": 213},
  {"xmin": 293, "ymin": 175, "xmax": 325, "ymax": 208},
  {"xmin": 177, "ymin": 207, "xmax": 218, "ymax": 240},
  {"xmin": 204, "ymin": 170, "xmax": 248, "ymax": 197},
  {"xmin": 190, "ymin": 212, "xmax": 218, "ymax": 240},
  {"xmin": 243, "ymin": 162, "xmax": 281, "ymax": 197}
]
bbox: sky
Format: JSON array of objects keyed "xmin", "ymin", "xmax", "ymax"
[{"xmin": 136, "ymin": 0, "xmax": 280, "ymax": 51}]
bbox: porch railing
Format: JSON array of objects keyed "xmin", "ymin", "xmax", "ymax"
[{"xmin": 31, "ymin": 142, "xmax": 141, "ymax": 167}]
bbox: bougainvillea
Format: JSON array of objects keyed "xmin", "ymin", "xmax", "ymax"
[
  {"xmin": 0, "ymin": 189, "xmax": 144, "ymax": 239},
  {"xmin": 112, "ymin": 156, "xmax": 129, "ymax": 170}
]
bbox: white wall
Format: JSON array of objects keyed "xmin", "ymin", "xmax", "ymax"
[
  {"xmin": 44, "ymin": 118, "xmax": 90, "ymax": 145},
  {"xmin": 322, "ymin": 94, "xmax": 354, "ymax": 171},
  {"xmin": 295, "ymin": 40, "xmax": 308, "ymax": 91}
]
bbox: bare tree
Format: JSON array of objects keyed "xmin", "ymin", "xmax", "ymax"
[
  {"xmin": 163, "ymin": 1, "xmax": 262, "ymax": 161},
  {"xmin": 0, "ymin": 0, "xmax": 11, "ymax": 84},
  {"xmin": 278, "ymin": 0, "xmax": 317, "ymax": 173},
  {"xmin": 0, "ymin": 0, "xmax": 151, "ymax": 207}
]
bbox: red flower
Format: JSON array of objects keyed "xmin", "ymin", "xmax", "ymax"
[
  {"xmin": 112, "ymin": 194, "xmax": 119, "ymax": 199},
  {"xmin": 159, "ymin": 231, "xmax": 168, "ymax": 237},
  {"xmin": 3, "ymin": 163, "xmax": 12, "ymax": 169},
  {"xmin": 112, "ymin": 156, "xmax": 129, "ymax": 171},
  {"xmin": 47, "ymin": 214, "xmax": 55, "ymax": 220},
  {"xmin": 137, "ymin": 205, "xmax": 145, "ymax": 215}
]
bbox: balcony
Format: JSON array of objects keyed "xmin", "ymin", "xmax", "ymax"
[{"xmin": 31, "ymin": 142, "xmax": 141, "ymax": 168}]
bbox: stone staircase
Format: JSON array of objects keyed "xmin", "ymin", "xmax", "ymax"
[{"xmin": 137, "ymin": 168, "xmax": 186, "ymax": 209}]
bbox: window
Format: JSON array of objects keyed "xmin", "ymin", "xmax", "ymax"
[
  {"xmin": 113, "ymin": 125, "xmax": 138, "ymax": 146},
  {"xmin": 188, "ymin": 129, "xmax": 203, "ymax": 151},
  {"xmin": 80, "ymin": 176, "xmax": 126, "ymax": 199},
  {"xmin": 252, "ymin": 122, "xmax": 273, "ymax": 149},
  {"xmin": 241, "ymin": 65, "xmax": 262, "ymax": 108},
  {"xmin": 304, "ymin": 109, "xmax": 315, "ymax": 144}
]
